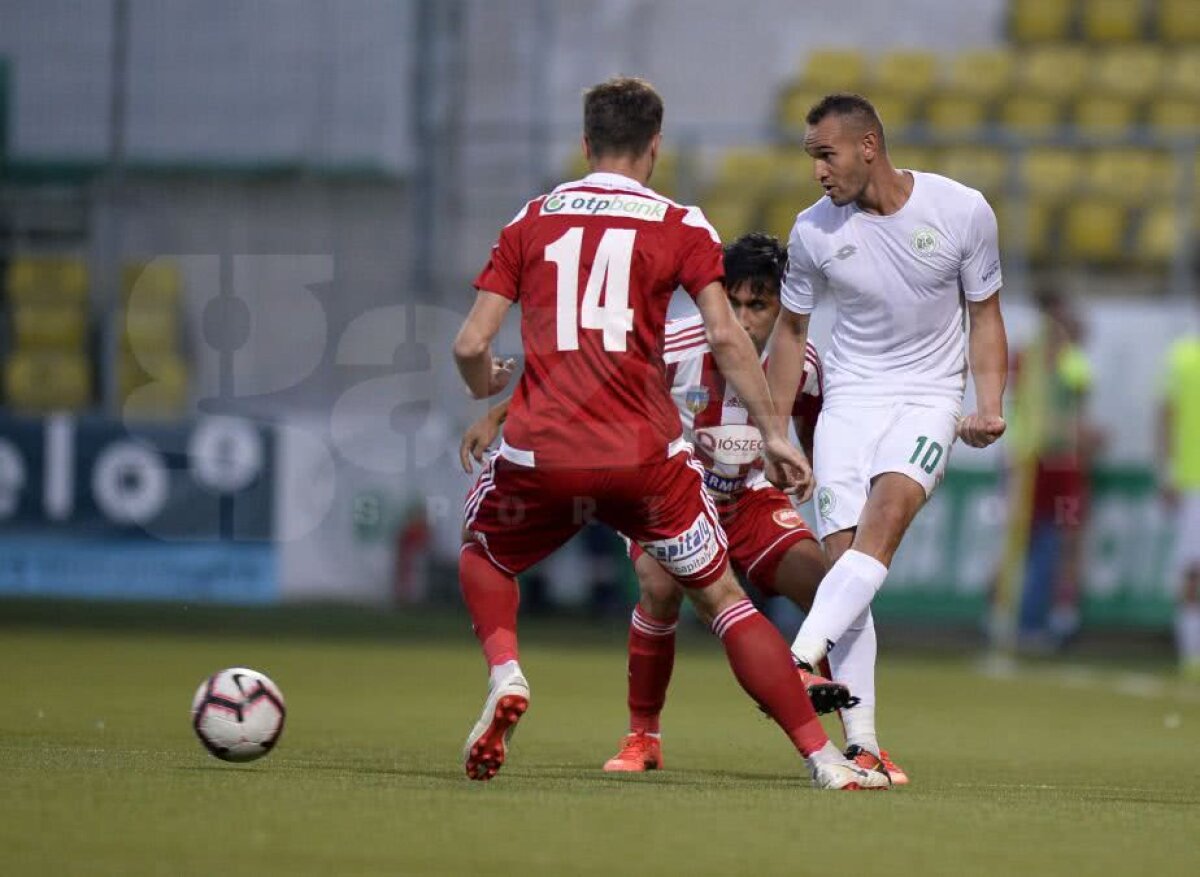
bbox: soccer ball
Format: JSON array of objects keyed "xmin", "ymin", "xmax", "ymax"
[{"xmin": 191, "ymin": 667, "xmax": 286, "ymax": 762}]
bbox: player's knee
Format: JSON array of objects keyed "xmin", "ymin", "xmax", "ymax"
[
  {"xmin": 685, "ymin": 570, "xmax": 745, "ymax": 627},
  {"xmin": 639, "ymin": 580, "xmax": 683, "ymax": 620}
]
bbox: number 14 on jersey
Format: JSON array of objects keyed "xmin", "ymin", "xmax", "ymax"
[{"xmin": 546, "ymin": 227, "xmax": 636, "ymax": 352}]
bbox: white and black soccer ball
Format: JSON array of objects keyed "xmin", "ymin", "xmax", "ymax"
[{"xmin": 191, "ymin": 667, "xmax": 286, "ymax": 762}]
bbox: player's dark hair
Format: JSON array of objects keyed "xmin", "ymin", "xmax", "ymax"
[
  {"xmin": 583, "ymin": 77, "xmax": 664, "ymax": 159},
  {"xmin": 806, "ymin": 92, "xmax": 886, "ymax": 146},
  {"xmin": 724, "ymin": 232, "xmax": 787, "ymax": 298}
]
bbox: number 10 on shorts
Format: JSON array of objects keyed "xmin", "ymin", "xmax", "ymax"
[{"xmin": 908, "ymin": 435, "xmax": 944, "ymax": 474}]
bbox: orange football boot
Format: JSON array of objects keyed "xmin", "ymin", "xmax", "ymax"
[
  {"xmin": 844, "ymin": 744, "xmax": 908, "ymax": 786},
  {"xmin": 796, "ymin": 665, "xmax": 856, "ymax": 715},
  {"xmin": 603, "ymin": 732, "xmax": 663, "ymax": 772},
  {"xmin": 879, "ymin": 749, "xmax": 909, "ymax": 786}
]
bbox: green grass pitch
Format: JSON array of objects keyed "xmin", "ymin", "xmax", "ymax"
[{"xmin": 2, "ymin": 605, "xmax": 1198, "ymax": 876}]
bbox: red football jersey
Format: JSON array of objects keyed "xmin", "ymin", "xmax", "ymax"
[
  {"xmin": 663, "ymin": 315, "xmax": 823, "ymax": 496},
  {"xmin": 473, "ymin": 172, "xmax": 724, "ymax": 469}
]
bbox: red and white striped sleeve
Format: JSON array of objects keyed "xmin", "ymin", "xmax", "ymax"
[
  {"xmin": 663, "ymin": 314, "xmax": 710, "ymax": 365},
  {"xmin": 802, "ymin": 341, "xmax": 824, "ymax": 399}
]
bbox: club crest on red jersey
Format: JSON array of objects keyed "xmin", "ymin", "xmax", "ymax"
[
  {"xmin": 772, "ymin": 508, "xmax": 803, "ymax": 529},
  {"xmin": 684, "ymin": 386, "xmax": 710, "ymax": 414}
]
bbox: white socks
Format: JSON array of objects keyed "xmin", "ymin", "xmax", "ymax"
[
  {"xmin": 804, "ymin": 739, "xmax": 847, "ymax": 768},
  {"xmin": 828, "ymin": 608, "xmax": 879, "ymax": 755},
  {"xmin": 1176, "ymin": 604, "xmax": 1200, "ymax": 663},
  {"xmin": 489, "ymin": 660, "xmax": 523, "ymax": 688},
  {"xmin": 791, "ymin": 549, "xmax": 889, "ymax": 668}
]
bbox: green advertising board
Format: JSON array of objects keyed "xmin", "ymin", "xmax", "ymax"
[{"xmin": 875, "ymin": 466, "xmax": 1176, "ymax": 627}]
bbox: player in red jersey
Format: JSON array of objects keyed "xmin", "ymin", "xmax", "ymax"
[
  {"xmin": 464, "ymin": 233, "xmax": 907, "ymax": 784},
  {"xmin": 452, "ymin": 77, "xmax": 886, "ymax": 790}
]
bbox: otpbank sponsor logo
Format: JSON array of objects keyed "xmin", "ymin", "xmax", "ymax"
[{"xmin": 542, "ymin": 192, "xmax": 668, "ymax": 222}]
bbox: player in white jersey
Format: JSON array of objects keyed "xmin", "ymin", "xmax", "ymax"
[
  {"xmin": 462, "ymin": 233, "xmax": 908, "ymax": 782},
  {"xmin": 766, "ymin": 94, "xmax": 1009, "ymax": 774}
]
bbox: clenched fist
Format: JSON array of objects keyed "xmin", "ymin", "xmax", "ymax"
[{"xmin": 957, "ymin": 414, "xmax": 1006, "ymax": 448}]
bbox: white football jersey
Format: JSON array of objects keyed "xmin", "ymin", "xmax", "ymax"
[{"xmin": 781, "ymin": 171, "xmax": 1002, "ymax": 408}]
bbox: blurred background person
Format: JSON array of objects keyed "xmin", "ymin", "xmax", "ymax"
[
  {"xmin": 1004, "ymin": 288, "xmax": 1102, "ymax": 651},
  {"xmin": 1160, "ymin": 316, "xmax": 1200, "ymax": 681}
]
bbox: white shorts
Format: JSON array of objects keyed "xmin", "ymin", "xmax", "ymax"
[
  {"xmin": 1173, "ymin": 491, "xmax": 1200, "ymax": 579},
  {"xmin": 812, "ymin": 401, "xmax": 960, "ymax": 540}
]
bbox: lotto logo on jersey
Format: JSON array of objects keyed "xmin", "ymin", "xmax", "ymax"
[
  {"xmin": 643, "ymin": 513, "xmax": 720, "ymax": 578},
  {"xmin": 542, "ymin": 192, "xmax": 668, "ymax": 222}
]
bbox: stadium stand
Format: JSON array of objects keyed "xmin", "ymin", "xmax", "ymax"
[
  {"xmin": 563, "ymin": 1, "xmax": 1200, "ymax": 273},
  {"xmin": 2, "ymin": 256, "xmax": 92, "ymax": 412},
  {"xmin": 119, "ymin": 261, "xmax": 188, "ymax": 418}
]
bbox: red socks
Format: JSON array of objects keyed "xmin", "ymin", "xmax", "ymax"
[
  {"xmin": 627, "ymin": 605, "xmax": 678, "ymax": 734},
  {"xmin": 712, "ymin": 599, "xmax": 828, "ymax": 757},
  {"xmin": 459, "ymin": 543, "xmax": 520, "ymax": 669}
]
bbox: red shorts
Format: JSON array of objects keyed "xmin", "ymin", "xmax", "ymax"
[
  {"xmin": 629, "ymin": 485, "xmax": 815, "ymax": 594},
  {"xmin": 464, "ymin": 450, "xmax": 729, "ymax": 588}
]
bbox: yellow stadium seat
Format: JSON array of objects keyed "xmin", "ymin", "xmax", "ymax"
[
  {"xmin": 700, "ymin": 196, "xmax": 759, "ymax": 245},
  {"xmin": 763, "ymin": 185, "xmax": 826, "ymax": 240},
  {"xmin": 3, "ymin": 350, "xmax": 91, "ymax": 412},
  {"xmin": 946, "ymin": 49, "xmax": 1014, "ymax": 100},
  {"xmin": 119, "ymin": 352, "xmax": 189, "ymax": 419},
  {"xmin": 1081, "ymin": 0, "xmax": 1146, "ymax": 43},
  {"xmin": 5, "ymin": 256, "xmax": 88, "ymax": 305},
  {"xmin": 887, "ymin": 145, "xmax": 936, "ymax": 173},
  {"xmin": 1134, "ymin": 204, "xmax": 1181, "ymax": 265},
  {"xmin": 800, "ymin": 49, "xmax": 868, "ymax": 91},
  {"xmin": 1163, "ymin": 49, "xmax": 1200, "ymax": 97},
  {"xmin": 1019, "ymin": 46, "xmax": 1091, "ymax": 98},
  {"xmin": 122, "ymin": 305, "xmax": 180, "ymax": 354},
  {"xmin": 1094, "ymin": 46, "xmax": 1165, "ymax": 99},
  {"xmin": 1011, "ymin": 0, "xmax": 1074, "ymax": 42},
  {"xmin": 12, "ymin": 302, "xmax": 88, "ymax": 351},
  {"xmin": 868, "ymin": 92, "xmax": 918, "ymax": 132},
  {"xmin": 1000, "ymin": 95, "xmax": 1064, "ymax": 135},
  {"xmin": 1147, "ymin": 96, "xmax": 1200, "ymax": 134},
  {"xmin": 1084, "ymin": 149, "xmax": 1176, "ymax": 203},
  {"xmin": 994, "ymin": 200, "xmax": 1055, "ymax": 262},
  {"xmin": 1072, "ymin": 95, "xmax": 1137, "ymax": 134},
  {"xmin": 777, "ymin": 86, "xmax": 826, "ymax": 136},
  {"xmin": 123, "ymin": 260, "xmax": 182, "ymax": 306},
  {"xmin": 938, "ymin": 147, "xmax": 1009, "ymax": 196},
  {"xmin": 1159, "ymin": 0, "xmax": 1200, "ymax": 43},
  {"xmin": 873, "ymin": 51, "xmax": 940, "ymax": 98},
  {"xmin": 1021, "ymin": 149, "xmax": 1083, "ymax": 201},
  {"xmin": 712, "ymin": 148, "xmax": 788, "ymax": 195},
  {"xmin": 1063, "ymin": 200, "xmax": 1128, "ymax": 262},
  {"xmin": 774, "ymin": 149, "xmax": 818, "ymax": 188},
  {"xmin": 924, "ymin": 93, "xmax": 989, "ymax": 136}
]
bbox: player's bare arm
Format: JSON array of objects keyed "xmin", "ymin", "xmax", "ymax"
[
  {"xmin": 959, "ymin": 292, "xmax": 1008, "ymax": 448},
  {"xmin": 460, "ymin": 399, "xmax": 510, "ymax": 473},
  {"xmin": 694, "ymin": 282, "xmax": 806, "ymax": 492},
  {"xmin": 453, "ymin": 290, "xmax": 516, "ymax": 399},
  {"xmin": 765, "ymin": 308, "xmax": 815, "ymax": 501}
]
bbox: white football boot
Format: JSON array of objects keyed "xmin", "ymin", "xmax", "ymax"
[
  {"xmin": 462, "ymin": 673, "xmax": 530, "ymax": 781},
  {"xmin": 806, "ymin": 741, "xmax": 892, "ymax": 791}
]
